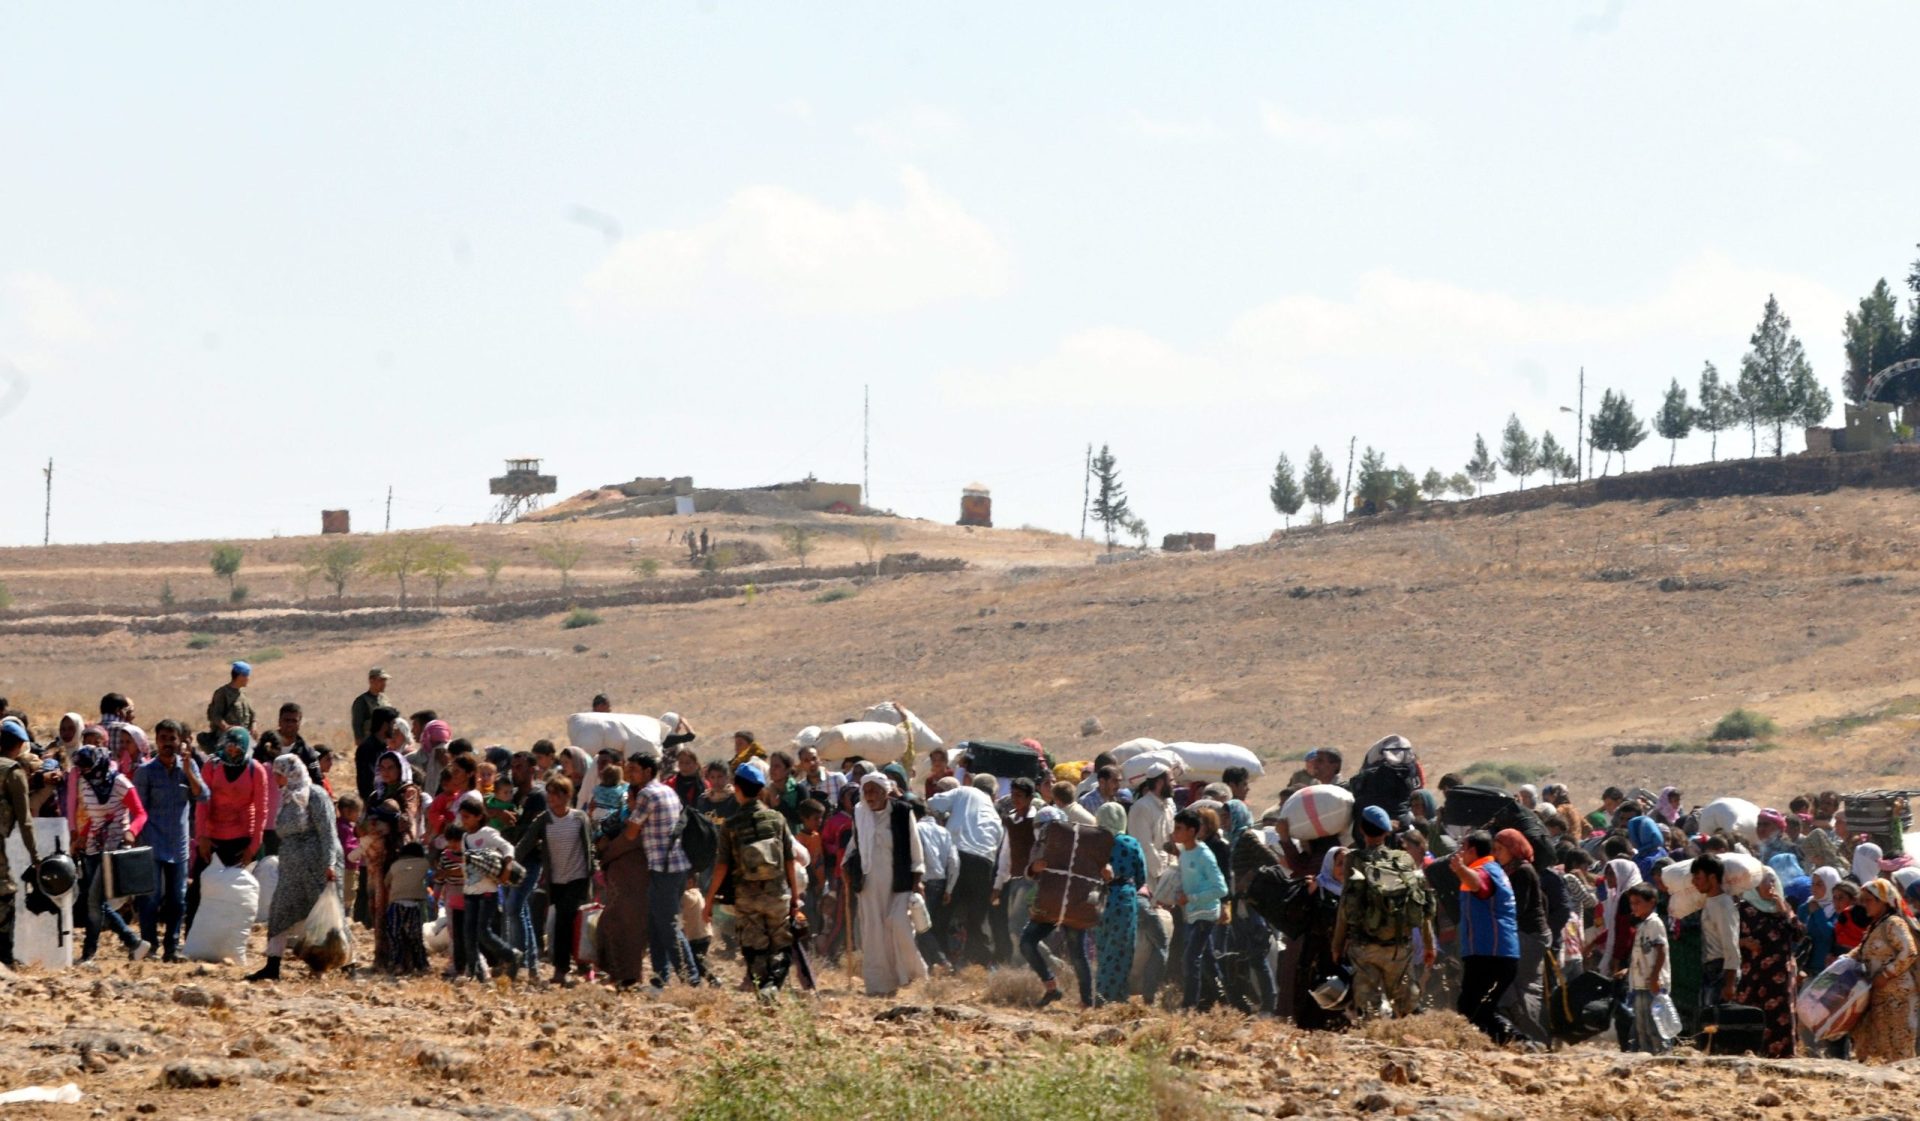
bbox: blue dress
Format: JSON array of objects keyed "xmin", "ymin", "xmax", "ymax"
[{"xmin": 1096, "ymin": 833, "xmax": 1146, "ymax": 1004}]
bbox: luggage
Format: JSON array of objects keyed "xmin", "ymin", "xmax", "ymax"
[
  {"xmin": 1695, "ymin": 1003, "xmax": 1767, "ymax": 1054},
  {"xmin": 1280, "ymin": 785, "xmax": 1353, "ymax": 840},
  {"xmin": 576, "ymin": 903, "xmax": 604, "ymax": 968},
  {"xmin": 1719, "ymin": 853, "xmax": 1763, "ymax": 896},
  {"xmin": 183, "ymin": 858, "xmax": 259, "ymax": 964},
  {"xmin": 290, "ymin": 887, "xmax": 352, "ymax": 974},
  {"xmin": 1795, "ymin": 956, "xmax": 1871, "ymax": 1042},
  {"xmin": 957, "ymin": 740, "xmax": 1049, "ymax": 783},
  {"xmin": 1546, "ymin": 962, "xmax": 1614, "ymax": 1042},
  {"xmin": 104, "ymin": 846, "xmax": 158, "ymax": 900},
  {"xmin": 1661, "ymin": 860, "xmax": 1704, "ymax": 920},
  {"xmin": 860, "ymin": 702, "xmax": 945, "ymax": 755},
  {"xmin": 1107, "ymin": 738, "xmax": 1167, "ymax": 763},
  {"xmin": 1843, "ymin": 790, "xmax": 1917, "ymax": 851},
  {"xmin": 1243, "ymin": 865, "xmax": 1314, "ymax": 939},
  {"xmin": 1350, "ymin": 735, "xmax": 1423, "ymax": 824},
  {"xmin": 1159, "ymin": 742, "xmax": 1264, "ymax": 782},
  {"xmin": 1440, "ymin": 786, "xmax": 1556, "ymax": 877},
  {"xmin": 1120, "ymin": 749, "xmax": 1187, "ymax": 785},
  {"xmin": 813, "ymin": 722, "xmax": 909, "ymax": 765},
  {"xmin": 565, "ymin": 712, "xmax": 669, "ymax": 756},
  {"xmin": 1029, "ymin": 821, "xmax": 1113, "ymax": 930},
  {"xmin": 1697, "ymin": 798, "xmax": 1759, "ymax": 846}
]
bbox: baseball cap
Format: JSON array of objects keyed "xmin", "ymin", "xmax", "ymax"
[{"xmin": 369, "ymin": 667, "xmax": 389, "ymax": 679}]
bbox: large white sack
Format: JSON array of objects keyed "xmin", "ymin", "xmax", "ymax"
[
  {"xmin": 566, "ymin": 712, "xmax": 668, "ymax": 755},
  {"xmin": 1661, "ymin": 859, "xmax": 1705, "ymax": 920},
  {"xmin": 253, "ymin": 855, "xmax": 280, "ymax": 925},
  {"xmin": 185, "ymin": 859, "xmax": 259, "ymax": 965},
  {"xmin": 860, "ymin": 703, "xmax": 945, "ymax": 754},
  {"xmin": 1108, "ymin": 738, "xmax": 1167, "ymax": 763},
  {"xmin": 1699, "ymin": 798, "xmax": 1761, "ymax": 846},
  {"xmin": 1721, "ymin": 853, "xmax": 1764, "ymax": 895},
  {"xmin": 1162, "ymin": 742, "xmax": 1265, "ymax": 783},
  {"xmin": 812, "ymin": 721, "xmax": 909, "ymax": 764},
  {"xmin": 1121, "ymin": 749, "xmax": 1188, "ymax": 784},
  {"xmin": 1281, "ymin": 785, "xmax": 1354, "ymax": 841}
]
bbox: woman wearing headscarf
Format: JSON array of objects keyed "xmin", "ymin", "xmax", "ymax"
[
  {"xmin": 1802, "ymin": 867, "xmax": 1842, "ymax": 976},
  {"xmin": 1493, "ymin": 828, "xmax": 1551, "ymax": 1045},
  {"xmin": 194, "ymin": 728, "xmax": 269, "ymax": 869},
  {"xmin": 70, "ymin": 744, "xmax": 151, "ymax": 962},
  {"xmin": 1853, "ymin": 842, "xmax": 1886, "ymax": 887},
  {"xmin": 1849, "ymin": 878, "xmax": 1919, "ymax": 1062},
  {"xmin": 1769, "ymin": 853, "xmax": 1813, "ymax": 909},
  {"xmin": 1218, "ymin": 799, "xmax": 1278, "ymax": 1015},
  {"xmin": 848, "ymin": 772, "xmax": 927, "ymax": 998},
  {"xmin": 558, "ymin": 746, "xmax": 596, "ymax": 813},
  {"xmin": 1094, "ymin": 801, "xmax": 1145, "ymax": 1006},
  {"xmin": 1733, "ymin": 866, "xmax": 1802, "ymax": 1057},
  {"xmin": 248, "ymin": 754, "xmax": 343, "ymax": 982},
  {"xmin": 1628, "ymin": 816, "xmax": 1668, "ymax": 880},
  {"xmin": 1292, "ymin": 846, "xmax": 1348, "ymax": 1031},
  {"xmin": 411, "ymin": 719, "xmax": 453, "ymax": 804},
  {"xmin": 1587, "ymin": 859, "xmax": 1642, "ymax": 979},
  {"xmin": 1655, "ymin": 787, "xmax": 1684, "ymax": 827}
]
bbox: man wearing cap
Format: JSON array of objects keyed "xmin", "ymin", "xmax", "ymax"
[
  {"xmin": 1333, "ymin": 805, "xmax": 1435, "ymax": 1021},
  {"xmin": 207, "ymin": 662, "xmax": 256, "ymax": 738},
  {"xmin": 703, "ymin": 761, "xmax": 800, "ymax": 995},
  {"xmin": 0, "ymin": 718, "xmax": 42, "ymax": 968},
  {"xmin": 1288, "ymin": 747, "xmax": 1344, "ymax": 790},
  {"xmin": 926, "ymin": 775, "xmax": 1006, "ymax": 966},
  {"xmin": 352, "ymin": 669, "xmax": 390, "ymax": 746}
]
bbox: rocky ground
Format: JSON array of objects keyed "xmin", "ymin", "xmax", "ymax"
[{"xmin": 5, "ymin": 946, "xmax": 1920, "ymax": 1121}]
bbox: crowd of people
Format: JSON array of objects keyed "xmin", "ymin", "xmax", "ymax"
[{"xmin": 0, "ymin": 666, "xmax": 1916, "ymax": 1065}]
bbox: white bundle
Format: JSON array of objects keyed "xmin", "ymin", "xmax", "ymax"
[
  {"xmin": 1698, "ymin": 798, "xmax": 1760, "ymax": 846},
  {"xmin": 184, "ymin": 859, "xmax": 259, "ymax": 964},
  {"xmin": 253, "ymin": 855, "xmax": 280, "ymax": 925},
  {"xmin": 1120, "ymin": 749, "xmax": 1188, "ymax": 784},
  {"xmin": 1161, "ymin": 742, "xmax": 1265, "ymax": 783},
  {"xmin": 1107, "ymin": 738, "xmax": 1167, "ymax": 763},
  {"xmin": 811, "ymin": 721, "xmax": 909, "ymax": 764},
  {"xmin": 1281, "ymin": 785, "xmax": 1354, "ymax": 841},
  {"xmin": 565, "ymin": 712, "xmax": 669, "ymax": 755},
  {"xmin": 860, "ymin": 702, "xmax": 945, "ymax": 754}
]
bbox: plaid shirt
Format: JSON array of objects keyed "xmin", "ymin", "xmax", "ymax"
[
  {"xmin": 101, "ymin": 715, "xmax": 150, "ymax": 773},
  {"xmin": 635, "ymin": 779, "xmax": 689, "ymax": 874}
]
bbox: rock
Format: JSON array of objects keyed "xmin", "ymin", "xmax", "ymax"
[
  {"xmin": 171, "ymin": 984, "xmax": 223, "ymax": 1008},
  {"xmin": 1080, "ymin": 717, "xmax": 1103, "ymax": 737},
  {"xmin": 1755, "ymin": 1092, "xmax": 1783, "ymax": 1107},
  {"xmin": 1355, "ymin": 1091, "xmax": 1400, "ymax": 1113},
  {"xmin": 163, "ymin": 1058, "xmax": 277, "ymax": 1089},
  {"xmin": 412, "ymin": 1045, "xmax": 479, "ymax": 1079}
]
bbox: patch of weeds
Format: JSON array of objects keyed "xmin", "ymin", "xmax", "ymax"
[
  {"xmin": 812, "ymin": 586, "xmax": 857, "ymax": 604},
  {"xmin": 246, "ymin": 647, "xmax": 285, "ymax": 665},
  {"xmin": 1462, "ymin": 760, "xmax": 1553, "ymax": 786},
  {"xmin": 1613, "ymin": 740, "xmax": 1779, "ymax": 757},
  {"xmin": 1709, "ymin": 708, "xmax": 1776, "ymax": 741},
  {"xmin": 561, "ymin": 607, "xmax": 602, "ymax": 630},
  {"xmin": 186, "ymin": 633, "xmax": 217, "ymax": 650},
  {"xmin": 1810, "ymin": 696, "xmax": 1920, "ymax": 739}
]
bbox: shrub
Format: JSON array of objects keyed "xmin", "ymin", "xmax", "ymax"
[
  {"xmin": 159, "ymin": 580, "xmax": 175, "ymax": 609},
  {"xmin": 0, "ymin": 581, "xmax": 11, "ymax": 610},
  {"xmin": 1709, "ymin": 708, "xmax": 1777, "ymax": 742},
  {"xmin": 812, "ymin": 587, "xmax": 857, "ymax": 604},
  {"xmin": 632, "ymin": 557, "xmax": 662, "ymax": 579},
  {"xmin": 1462, "ymin": 760, "xmax": 1553, "ymax": 787},
  {"xmin": 228, "ymin": 584, "xmax": 249, "ymax": 604},
  {"xmin": 247, "ymin": 647, "xmax": 285, "ymax": 665},
  {"xmin": 561, "ymin": 607, "xmax": 602, "ymax": 630},
  {"xmin": 186, "ymin": 633, "xmax": 217, "ymax": 650}
]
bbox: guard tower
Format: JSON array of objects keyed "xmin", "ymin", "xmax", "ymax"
[{"xmin": 489, "ymin": 457, "xmax": 557, "ymax": 522}]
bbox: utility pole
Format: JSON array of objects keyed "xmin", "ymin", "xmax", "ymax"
[
  {"xmin": 384, "ymin": 486, "xmax": 393, "ymax": 533},
  {"xmin": 1576, "ymin": 366, "xmax": 1586, "ymax": 484},
  {"xmin": 863, "ymin": 384, "xmax": 870, "ymax": 509},
  {"xmin": 1080, "ymin": 442, "xmax": 1092, "ymax": 540},
  {"xmin": 1341, "ymin": 437, "xmax": 1356, "ymax": 520},
  {"xmin": 42, "ymin": 457, "xmax": 52, "ymax": 546}
]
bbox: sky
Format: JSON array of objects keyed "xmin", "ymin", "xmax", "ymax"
[{"xmin": 3, "ymin": 3, "xmax": 1917, "ymax": 548}]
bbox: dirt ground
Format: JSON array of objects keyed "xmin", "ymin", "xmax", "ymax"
[{"xmin": 7, "ymin": 490, "xmax": 1920, "ymax": 1117}]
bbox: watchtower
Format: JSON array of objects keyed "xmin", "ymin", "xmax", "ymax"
[{"xmin": 489, "ymin": 457, "xmax": 557, "ymax": 522}]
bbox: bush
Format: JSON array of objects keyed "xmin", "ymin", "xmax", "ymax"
[
  {"xmin": 632, "ymin": 557, "xmax": 662, "ymax": 579},
  {"xmin": 247, "ymin": 647, "xmax": 285, "ymax": 665},
  {"xmin": 186, "ymin": 633, "xmax": 217, "ymax": 650},
  {"xmin": 685, "ymin": 539, "xmax": 771, "ymax": 570},
  {"xmin": 159, "ymin": 580, "xmax": 176, "ymax": 609},
  {"xmin": 1709, "ymin": 708, "xmax": 1777, "ymax": 741},
  {"xmin": 1462, "ymin": 760, "xmax": 1553, "ymax": 787},
  {"xmin": 0, "ymin": 581, "xmax": 11, "ymax": 611},
  {"xmin": 812, "ymin": 586, "xmax": 857, "ymax": 604},
  {"xmin": 229, "ymin": 584, "xmax": 249, "ymax": 604},
  {"xmin": 561, "ymin": 607, "xmax": 602, "ymax": 629}
]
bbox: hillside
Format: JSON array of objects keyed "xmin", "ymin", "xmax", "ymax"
[{"xmin": 3, "ymin": 490, "xmax": 1920, "ymax": 807}]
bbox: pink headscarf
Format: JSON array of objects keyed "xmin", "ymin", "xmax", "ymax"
[{"xmin": 421, "ymin": 720, "xmax": 453, "ymax": 748}]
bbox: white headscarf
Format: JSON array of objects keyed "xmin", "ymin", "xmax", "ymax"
[
  {"xmin": 1853, "ymin": 842, "xmax": 1884, "ymax": 886},
  {"xmin": 1601, "ymin": 858, "xmax": 1642, "ymax": 964},
  {"xmin": 853, "ymin": 772, "xmax": 892, "ymax": 877},
  {"xmin": 559, "ymin": 746, "xmax": 596, "ymax": 812},
  {"xmin": 1813, "ymin": 866, "xmax": 1842, "ymax": 917},
  {"xmin": 273, "ymin": 753, "xmax": 315, "ymax": 831}
]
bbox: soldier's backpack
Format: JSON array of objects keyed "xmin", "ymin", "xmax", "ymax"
[{"xmin": 1348, "ymin": 849, "xmax": 1434, "ymax": 943}]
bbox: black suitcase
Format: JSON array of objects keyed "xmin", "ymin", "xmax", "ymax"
[
  {"xmin": 1695, "ymin": 1003, "xmax": 1767, "ymax": 1055},
  {"xmin": 105, "ymin": 846, "xmax": 159, "ymax": 899},
  {"xmin": 1547, "ymin": 969, "xmax": 1616, "ymax": 1042}
]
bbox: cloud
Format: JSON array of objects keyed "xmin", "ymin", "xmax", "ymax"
[
  {"xmin": 1258, "ymin": 102, "xmax": 1418, "ymax": 147},
  {"xmin": 945, "ymin": 252, "xmax": 1848, "ymax": 409},
  {"xmin": 855, "ymin": 104, "xmax": 967, "ymax": 153},
  {"xmin": 1127, "ymin": 113, "xmax": 1226, "ymax": 142},
  {"xmin": 578, "ymin": 168, "xmax": 1010, "ymax": 317}
]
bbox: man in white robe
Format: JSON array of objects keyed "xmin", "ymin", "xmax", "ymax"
[{"xmin": 849, "ymin": 772, "xmax": 927, "ymax": 996}]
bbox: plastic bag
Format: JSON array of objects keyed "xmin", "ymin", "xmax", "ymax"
[
  {"xmin": 1795, "ymin": 955, "xmax": 1871, "ymax": 1042},
  {"xmin": 290, "ymin": 887, "xmax": 351, "ymax": 974},
  {"xmin": 1652, "ymin": 994, "xmax": 1682, "ymax": 1040},
  {"xmin": 425, "ymin": 911, "xmax": 451, "ymax": 954},
  {"xmin": 908, "ymin": 892, "xmax": 931, "ymax": 935},
  {"xmin": 183, "ymin": 858, "xmax": 258, "ymax": 964},
  {"xmin": 253, "ymin": 855, "xmax": 280, "ymax": 925}
]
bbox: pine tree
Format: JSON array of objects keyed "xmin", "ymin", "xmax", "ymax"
[
  {"xmin": 1269, "ymin": 453, "xmax": 1304, "ymax": 530},
  {"xmin": 1655, "ymin": 377, "xmax": 1694, "ymax": 467},
  {"xmin": 1790, "ymin": 357, "xmax": 1833, "ymax": 432},
  {"xmin": 1447, "ymin": 472, "xmax": 1475, "ymax": 499},
  {"xmin": 1740, "ymin": 295, "xmax": 1821, "ymax": 456},
  {"xmin": 1301, "ymin": 446, "xmax": 1340, "ymax": 522},
  {"xmin": 1539, "ymin": 432, "xmax": 1567, "ymax": 484},
  {"xmin": 1355, "ymin": 447, "xmax": 1394, "ymax": 513},
  {"xmin": 1589, "ymin": 389, "xmax": 1649, "ymax": 475},
  {"xmin": 1499, "ymin": 414, "xmax": 1538, "ymax": 489},
  {"xmin": 1090, "ymin": 444, "xmax": 1131, "ymax": 553},
  {"xmin": 1465, "ymin": 434, "xmax": 1497, "ymax": 496},
  {"xmin": 1844, "ymin": 278, "xmax": 1906, "ymax": 403},
  {"xmin": 1391, "ymin": 466, "xmax": 1421, "ymax": 511},
  {"xmin": 1420, "ymin": 468, "xmax": 1448, "ymax": 501},
  {"xmin": 1695, "ymin": 361, "xmax": 1734, "ymax": 462}
]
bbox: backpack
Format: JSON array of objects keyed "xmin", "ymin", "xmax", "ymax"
[
  {"xmin": 1243, "ymin": 865, "xmax": 1314, "ymax": 939},
  {"xmin": 1348, "ymin": 848, "xmax": 1434, "ymax": 943},
  {"xmin": 673, "ymin": 803, "xmax": 719, "ymax": 876},
  {"xmin": 1349, "ymin": 736, "xmax": 1422, "ymax": 825}
]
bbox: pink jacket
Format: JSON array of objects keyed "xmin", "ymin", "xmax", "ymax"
[{"xmin": 195, "ymin": 760, "xmax": 269, "ymax": 849}]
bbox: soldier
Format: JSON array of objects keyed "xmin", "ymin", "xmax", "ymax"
[
  {"xmin": 1333, "ymin": 805, "xmax": 1436, "ymax": 1020},
  {"xmin": 0, "ymin": 718, "xmax": 43, "ymax": 968},
  {"xmin": 703, "ymin": 761, "xmax": 800, "ymax": 997},
  {"xmin": 207, "ymin": 660, "xmax": 256, "ymax": 739}
]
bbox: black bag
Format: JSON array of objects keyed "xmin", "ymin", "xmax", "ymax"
[
  {"xmin": 674, "ymin": 805, "xmax": 719, "ymax": 877},
  {"xmin": 1441, "ymin": 786, "xmax": 1557, "ymax": 877},
  {"xmin": 956, "ymin": 741, "xmax": 1048, "ymax": 784},
  {"xmin": 1348, "ymin": 761, "xmax": 1420, "ymax": 825},
  {"xmin": 1695, "ymin": 1003, "xmax": 1767, "ymax": 1055},
  {"xmin": 1243, "ymin": 865, "xmax": 1314, "ymax": 939},
  {"xmin": 1545, "ymin": 961, "xmax": 1615, "ymax": 1042},
  {"xmin": 104, "ymin": 846, "xmax": 158, "ymax": 899}
]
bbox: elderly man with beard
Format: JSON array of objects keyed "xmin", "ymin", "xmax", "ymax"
[{"xmin": 846, "ymin": 772, "xmax": 926, "ymax": 996}]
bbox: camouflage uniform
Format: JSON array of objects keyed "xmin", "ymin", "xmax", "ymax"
[
  {"xmin": 718, "ymin": 800, "xmax": 794, "ymax": 986},
  {"xmin": 1336, "ymin": 844, "xmax": 1429, "ymax": 1020},
  {"xmin": 0, "ymin": 756, "xmax": 41, "ymax": 966},
  {"xmin": 207, "ymin": 684, "xmax": 254, "ymax": 736}
]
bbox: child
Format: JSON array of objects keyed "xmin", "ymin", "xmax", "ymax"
[
  {"xmin": 433, "ymin": 823, "xmax": 468, "ymax": 979},
  {"xmin": 336, "ymin": 793, "xmax": 363, "ymax": 919},
  {"xmin": 385, "ymin": 841, "xmax": 432, "ymax": 975},
  {"xmin": 474, "ymin": 760, "xmax": 498, "ymax": 797},
  {"xmin": 485, "ymin": 777, "xmax": 518, "ymax": 834},
  {"xmin": 513, "ymin": 773, "xmax": 595, "ymax": 986},
  {"xmin": 457, "ymin": 792, "xmax": 519, "ymax": 983},
  {"xmin": 358, "ymin": 806, "xmax": 395, "ymax": 965},
  {"xmin": 796, "ymin": 800, "xmax": 827, "ymax": 932},
  {"xmin": 1621, "ymin": 882, "xmax": 1670, "ymax": 1053},
  {"xmin": 1173, "ymin": 808, "xmax": 1229, "ymax": 1012},
  {"xmin": 590, "ymin": 764, "xmax": 627, "ymax": 830}
]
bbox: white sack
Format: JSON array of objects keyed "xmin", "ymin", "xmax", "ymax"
[
  {"xmin": 253, "ymin": 855, "xmax": 279, "ymax": 926},
  {"xmin": 860, "ymin": 702, "xmax": 945, "ymax": 754},
  {"xmin": 1108, "ymin": 738, "xmax": 1167, "ymax": 763},
  {"xmin": 184, "ymin": 859, "xmax": 258, "ymax": 965},
  {"xmin": 565, "ymin": 712, "xmax": 668, "ymax": 755},
  {"xmin": 1120, "ymin": 749, "xmax": 1188, "ymax": 784},
  {"xmin": 1281, "ymin": 785, "xmax": 1354, "ymax": 841},
  {"xmin": 1161, "ymin": 742, "xmax": 1265, "ymax": 783},
  {"xmin": 812, "ymin": 721, "xmax": 909, "ymax": 764},
  {"xmin": 1699, "ymin": 798, "xmax": 1761, "ymax": 846}
]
